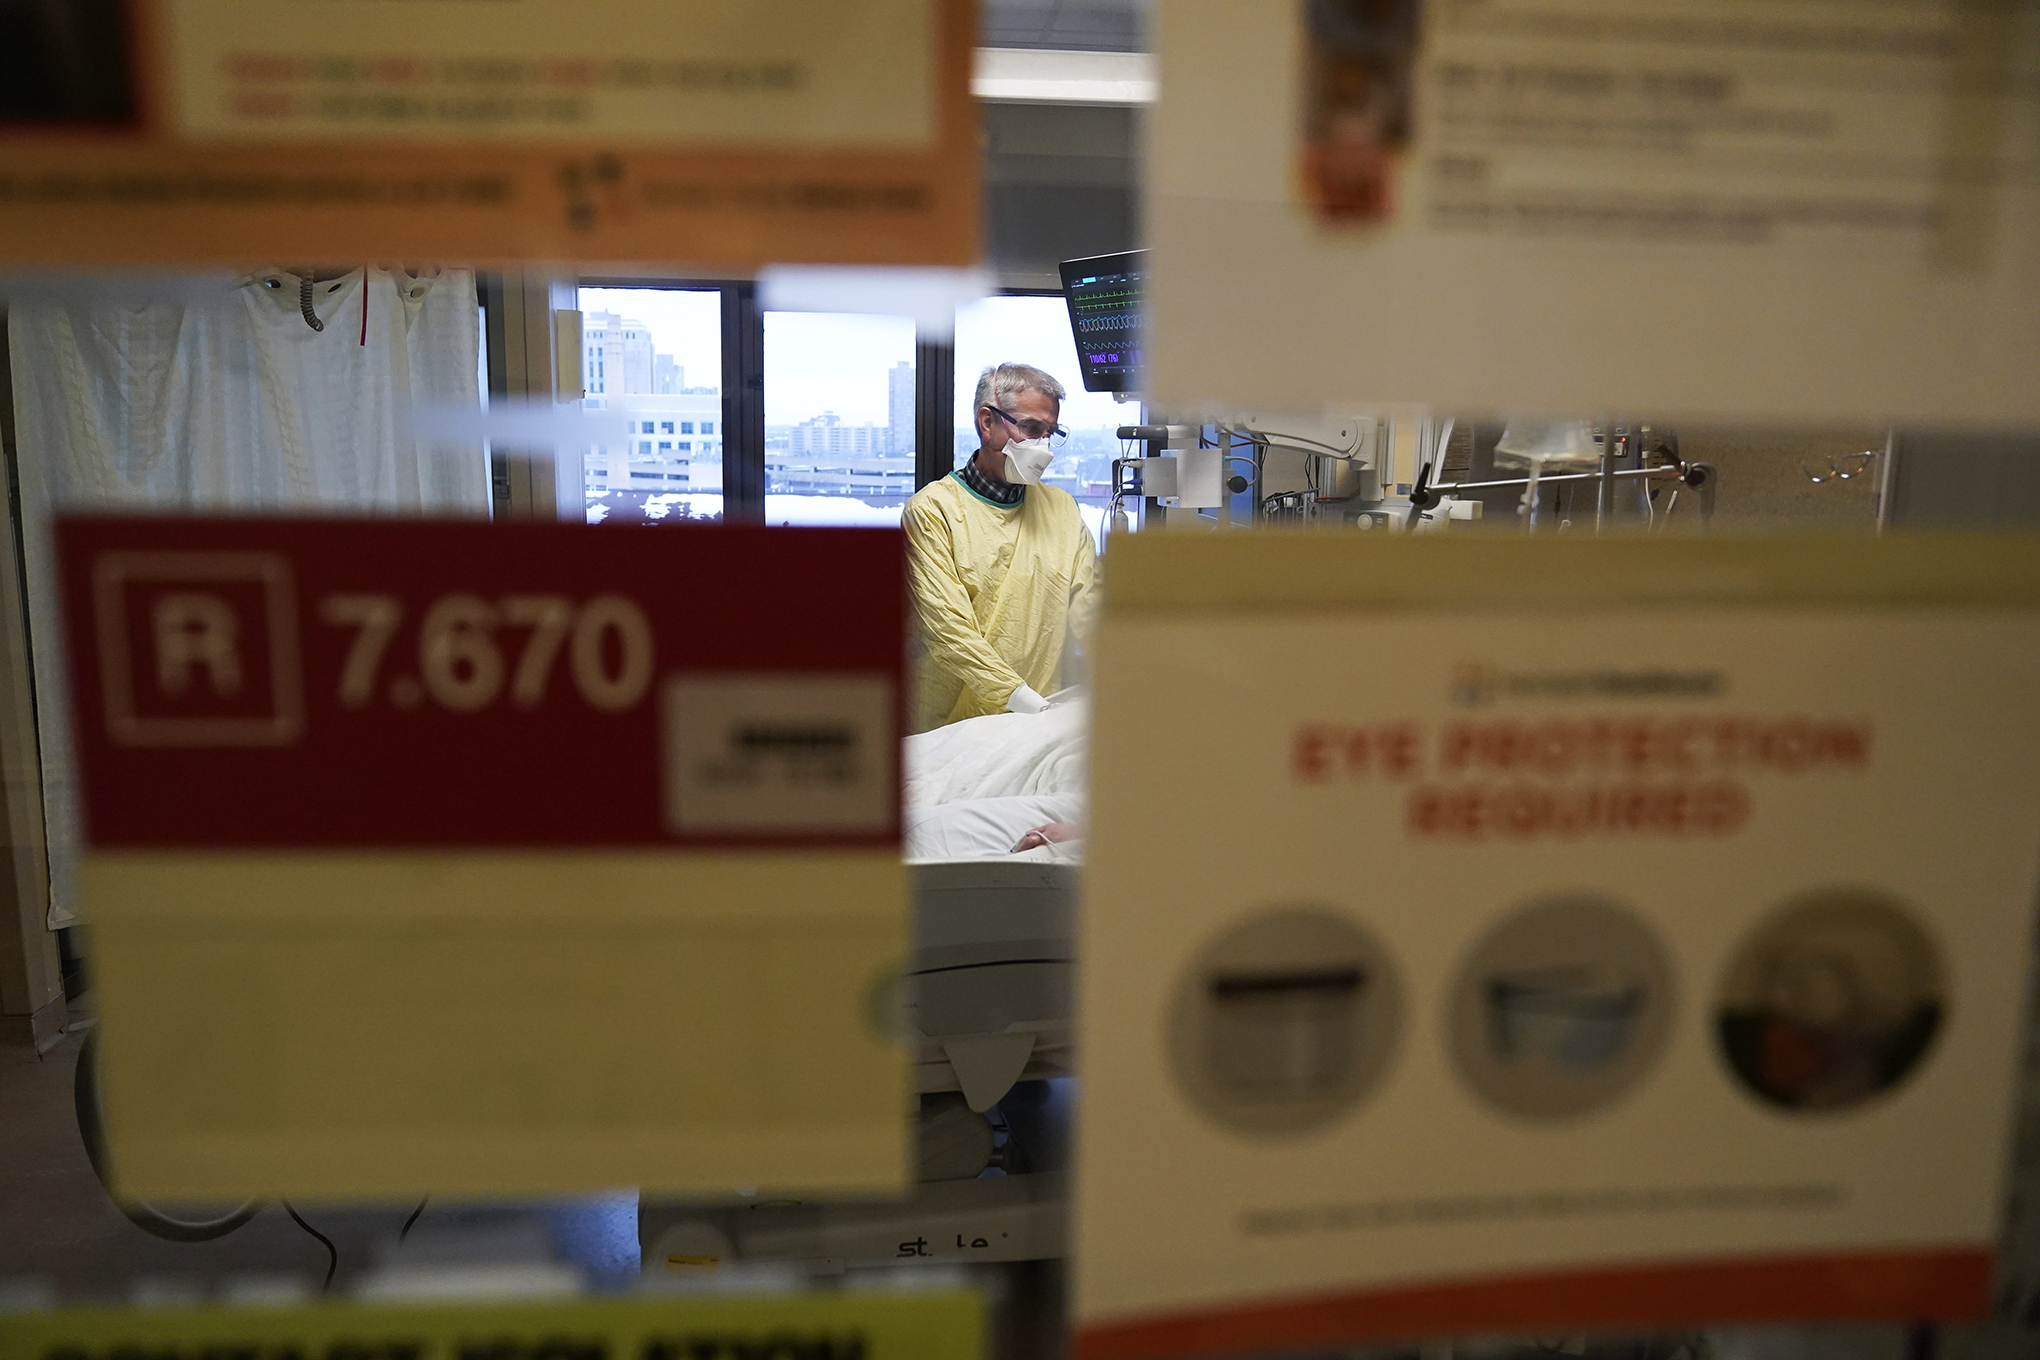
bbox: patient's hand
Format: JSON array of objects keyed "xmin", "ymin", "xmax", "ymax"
[{"xmin": 1012, "ymin": 822, "xmax": 1082, "ymax": 852}]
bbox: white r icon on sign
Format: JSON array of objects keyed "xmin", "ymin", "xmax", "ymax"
[
  {"xmin": 153, "ymin": 594, "xmax": 245, "ymax": 697},
  {"xmin": 93, "ymin": 551, "xmax": 304, "ymax": 747}
]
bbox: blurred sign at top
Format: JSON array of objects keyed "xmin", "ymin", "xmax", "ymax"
[
  {"xmin": 1148, "ymin": 0, "xmax": 2040, "ymax": 426},
  {"xmin": 0, "ymin": 0, "xmax": 977, "ymax": 266}
]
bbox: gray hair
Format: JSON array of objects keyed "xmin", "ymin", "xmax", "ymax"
[{"xmin": 972, "ymin": 362, "xmax": 1066, "ymax": 417}]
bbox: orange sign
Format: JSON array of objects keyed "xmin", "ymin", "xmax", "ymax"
[{"xmin": 0, "ymin": 0, "xmax": 976, "ymax": 266}]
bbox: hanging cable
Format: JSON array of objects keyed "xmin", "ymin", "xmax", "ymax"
[
  {"xmin": 297, "ymin": 274, "xmax": 325, "ymax": 332},
  {"xmin": 1249, "ymin": 428, "xmax": 1363, "ymax": 458},
  {"xmin": 283, "ymin": 1200, "xmax": 338, "ymax": 1292}
]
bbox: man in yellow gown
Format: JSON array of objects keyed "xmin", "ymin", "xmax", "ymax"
[{"xmin": 904, "ymin": 363, "xmax": 1099, "ymax": 731}]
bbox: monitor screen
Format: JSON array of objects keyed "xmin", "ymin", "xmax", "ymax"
[{"xmin": 1060, "ymin": 250, "xmax": 1146, "ymax": 394}]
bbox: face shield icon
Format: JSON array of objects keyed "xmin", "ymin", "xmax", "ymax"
[
  {"xmin": 1169, "ymin": 907, "xmax": 1402, "ymax": 1136},
  {"xmin": 1207, "ymin": 966, "xmax": 1367, "ymax": 1099}
]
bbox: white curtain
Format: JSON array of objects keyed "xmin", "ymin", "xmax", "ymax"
[{"xmin": 7, "ymin": 265, "xmax": 490, "ymax": 927}]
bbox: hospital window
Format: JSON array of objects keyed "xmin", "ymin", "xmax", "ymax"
[
  {"xmin": 577, "ymin": 283, "xmax": 725, "ymax": 525},
  {"xmin": 572, "ymin": 280, "xmax": 985, "ymax": 526},
  {"xmin": 764, "ymin": 311, "xmax": 916, "ymax": 528}
]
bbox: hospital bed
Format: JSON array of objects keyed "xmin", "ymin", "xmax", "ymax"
[{"xmin": 639, "ymin": 711, "xmax": 1083, "ymax": 1274}]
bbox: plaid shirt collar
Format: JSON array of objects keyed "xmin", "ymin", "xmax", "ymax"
[{"xmin": 955, "ymin": 453, "xmax": 1025, "ymax": 507}]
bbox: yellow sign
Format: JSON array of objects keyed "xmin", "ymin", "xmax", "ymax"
[
  {"xmin": 0, "ymin": 0, "xmax": 975, "ymax": 266},
  {"xmin": 0, "ymin": 1291, "xmax": 983, "ymax": 1360},
  {"xmin": 1075, "ymin": 534, "xmax": 2040, "ymax": 1355},
  {"xmin": 57, "ymin": 519, "xmax": 912, "ymax": 1202}
]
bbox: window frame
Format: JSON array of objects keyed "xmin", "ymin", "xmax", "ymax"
[
  {"xmin": 574, "ymin": 278, "xmax": 1087, "ymax": 514},
  {"xmin": 579, "ymin": 276, "xmax": 764, "ymax": 521}
]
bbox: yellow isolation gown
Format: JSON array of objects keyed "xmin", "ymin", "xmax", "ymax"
[{"xmin": 903, "ymin": 470, "xmax": 1099, "ymax": 731}]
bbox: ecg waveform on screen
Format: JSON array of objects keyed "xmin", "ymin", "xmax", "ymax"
[{"xmin": 1062, "ymin": 254, "xmax": 1145, "ymax": 391}]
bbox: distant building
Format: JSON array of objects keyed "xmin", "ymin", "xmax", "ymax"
[
  {"xmin": 653, "ymin": 354, "xmax": 681, "ymax": 394},
  {"xmin": 582, "ymin": 311, "xmax": 655, "ymax": 396},
  {"xmin": 887, "ymin": 361, "xmax": 915, "ymax": 455},
  {"xmin": 583, "ymin": 392, "xmax": 724, "ymax": 499},
  {"xmin": 772, "ymin": 411, "xmax": 913, "ymax": 498},
  {"xmin": 789, "ymin": 411, "xmax": 886, "ymax": 458}
]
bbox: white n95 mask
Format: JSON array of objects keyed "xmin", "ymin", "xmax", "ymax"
[{"xmin": 1003, "ymin": 437, "xmax": 1055, "ymax": 486}]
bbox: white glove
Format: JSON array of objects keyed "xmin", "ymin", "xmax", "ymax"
[{"xmin": 1006, "ymin": 683, "xmax": 1048, "ymax": 714}]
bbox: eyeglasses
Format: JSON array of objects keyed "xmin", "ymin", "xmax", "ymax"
[
  {"xmin": 987, "ymin": 406, "xmax": 1069, "ymax": 449},
  {"xmin": 1802, "ymin": 451, "xmax": 1878, "ymax": 485}
]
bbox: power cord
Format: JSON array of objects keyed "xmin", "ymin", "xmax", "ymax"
[
  {"xmin": 400, "ymin": 1197, "xmax": 429, "ymax": 1241},
  {"xmin": 279, "ymin": 1194, "xmax": 427, "ymax": 1294},
  {"xmin": 282, "ymin": 1200, "xmax": 338, "ymax": 1292}
]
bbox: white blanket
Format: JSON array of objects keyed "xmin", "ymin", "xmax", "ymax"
[
  {"xmin": 904, "ymin": 700, "xmax": 1088, "ymax": 808},
  {"xmin": 904, "ymin": 794, "xmax": 1084, "ymax": 861}
]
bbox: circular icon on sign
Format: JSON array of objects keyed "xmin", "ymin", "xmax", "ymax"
[
  {"xmin": 1715, "ymin": 890, "xmax": 1944, "ymax": 1114},
  {"xmin": 1447, "ymin": 896, "xmax": 1675, "ymax": 1122},
  {"xmin": 1167, "ymin": 906, "xmax": 1402, "ymax": 1136}
]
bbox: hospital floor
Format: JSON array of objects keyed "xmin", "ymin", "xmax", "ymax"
[
  {"xmin": 0, "ymin": 1010, "xmax": 640, "ymax": 1299},
  {"xmin": 0, "ymin": 1014, "xmax": 1065, "ymax": 1359}
]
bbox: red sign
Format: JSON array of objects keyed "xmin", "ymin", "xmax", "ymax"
[{"xmin": 58, "ymin": 517, "xmax": 904, "ymax": 850}]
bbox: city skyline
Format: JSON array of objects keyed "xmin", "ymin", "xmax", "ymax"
[{"xmin": 581, "ymin": 287, "xmax": 1140, "ymax": 437}]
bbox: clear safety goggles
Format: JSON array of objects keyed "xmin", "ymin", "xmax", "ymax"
[{"xmin": 988, "ymin": 406, "xmax": 1069, "ymax": 450}]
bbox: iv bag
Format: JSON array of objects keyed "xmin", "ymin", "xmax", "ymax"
[{"xmin": 1494, "ymin": 419, "xmax": 1600, "ymax": 471}]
